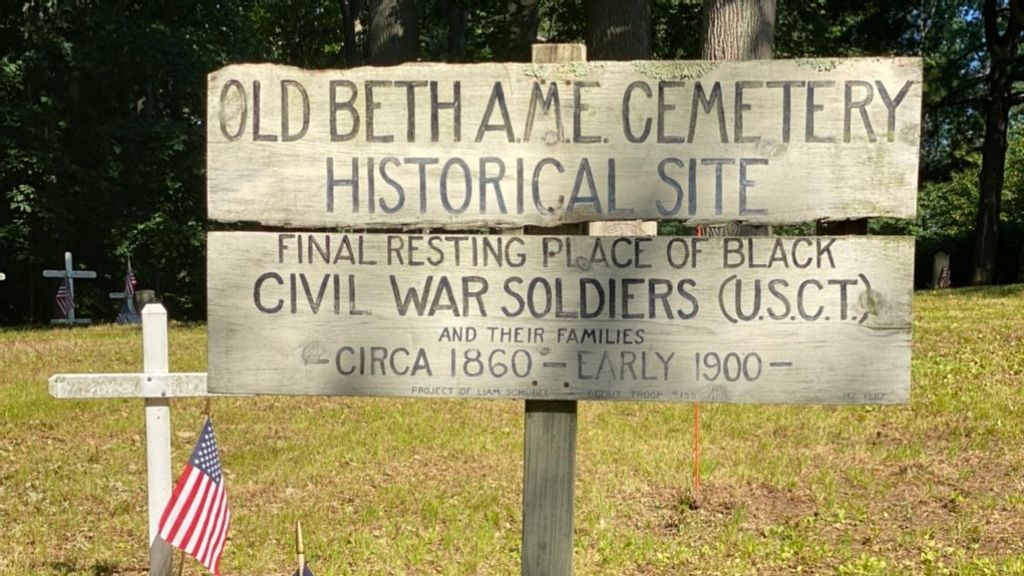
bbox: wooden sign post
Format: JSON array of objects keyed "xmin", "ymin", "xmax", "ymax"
[
  {"xmin": 43, "ymin": 251, "xmax": 96, "ymax": 325},
  {"xmin": 202, "ymin": 48, "xmax": 922, "ymax": 575}
]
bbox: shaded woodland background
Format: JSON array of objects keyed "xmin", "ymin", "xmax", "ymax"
[{"xmin": 1, "ymin": 0, "xmax": 1023, "ymax": 324}]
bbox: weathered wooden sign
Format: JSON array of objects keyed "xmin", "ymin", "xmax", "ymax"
[
  {"xmin": 207, "ymin": 58, "xmax": 921, "ymax": 228},
  {"xmin": 207, "ymin": 232, "xmax": 912, "ymax": 403}
]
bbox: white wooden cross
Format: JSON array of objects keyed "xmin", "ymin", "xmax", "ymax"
[
  {"xmin": 43, "ymin": 251, "xmax": 96, "ymax": 325},
  {"xmin": 49, "ymin": 304, "xmax": 211, "ymax": 576}
]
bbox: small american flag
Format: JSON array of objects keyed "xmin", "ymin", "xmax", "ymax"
[
  {"xmin": 158, "ymin": 417, "xmax": 231, "ymax": 575},
  {"xmin": 123, "ymin": 260, "xmax": 137, "ymax": 298},
  {"xmin": 55, "ymin": 278, "xmax": 75, "ymax": 316},
  {"xmin": 938, "ymin": 264, "xmax": 951, "ymax": 288},
  {"xmin": 116, "ymin": 261, "xmax": 138, "ymax": 325}
]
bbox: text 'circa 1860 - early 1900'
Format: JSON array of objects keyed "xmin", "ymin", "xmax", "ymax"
[
  {"xmin": 207, "ymin": 233, "xmax": 912, "ymax": 404},
  {"xmin": 206, "ymin": 59, "xmax": 921, "ymax": 228}
]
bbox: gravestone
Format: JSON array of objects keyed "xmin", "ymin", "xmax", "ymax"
[
  {"xmin": 43, "ymin": 251, "xmax": 96, "ymax": 325},
  {"xmin": 135, "ymin": 289, "xmax": 159, "ymax": 312},
  {"xmin": 933, "ymin": 251, "xmax": 951, "ymax": 288}
]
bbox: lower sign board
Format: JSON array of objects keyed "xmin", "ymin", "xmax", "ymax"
[{"xmin": 207, "ymin": 232, "xmax": 912, "ymax": 404}]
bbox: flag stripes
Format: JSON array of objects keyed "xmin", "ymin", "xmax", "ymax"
[{"xmin": 157, "ymin": 418, "xmax": 230, "ymax": 575}]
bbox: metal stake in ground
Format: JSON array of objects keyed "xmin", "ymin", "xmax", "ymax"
[{"xmin": 43, "ymin": 251, "xmax": 96, "ymax": 325}]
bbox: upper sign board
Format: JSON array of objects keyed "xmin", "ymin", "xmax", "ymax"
[{"xmin": 207, "ymin": 58, "xmax": 921, "ymax": 228}]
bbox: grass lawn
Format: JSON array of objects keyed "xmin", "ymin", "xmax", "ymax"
[{"xmin": 1, "ymin": 286, "xmax": 1023, "ymax": 575}]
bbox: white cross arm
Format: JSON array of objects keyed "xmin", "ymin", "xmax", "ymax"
[
  {"xmin": 49, "ymin": 373, "xmax": 213, "ymax": 399},
  {"xmin": 43, "ymin": 270, "xmax": 97, "ymax": 279}
]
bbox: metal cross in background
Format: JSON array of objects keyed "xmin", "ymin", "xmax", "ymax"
[{"xmin": 43, "ymin": 251, "xmax": 97, "ymax": 325}]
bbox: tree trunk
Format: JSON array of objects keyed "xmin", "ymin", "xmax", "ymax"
[
  {"xmin": 503, "ymin": 0, "xmax": 540, "ymax": 62},
  {"xmin": 971, "ymin": 0, "xmax": 1022, "ymax": 285},
  {"xmin": 447, "ymin": 0, "xmax": 468, "ymax": 62},
  {"xmin": 972, "ymin": 82, "xmax": 1010, "ymax": 285},
  {"xmin": 700, "ymin": 0, "xmax": 775, "ymax": 60},
  {"xmin": 701, "ymin": 0, "xmax": 774, "ymax": 236},
  {"xmin": 585, "ymin": 0, "xmax": 651, "ymax": 60},
  {"xmin": 341, "ymin": 0, "xmax": 364, "ymax": 67},
  {"xmin": 366, "ymin": 0, "xmax": 418, "ymax": 65}
]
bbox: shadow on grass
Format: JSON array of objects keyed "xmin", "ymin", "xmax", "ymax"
[
  {"xmin": 918, "ymin": 283, "xmax": 1024, "ymax": 298},
  {"xmin": 47, "ymin": 560, "xmax": 129, "ymax": 576}
]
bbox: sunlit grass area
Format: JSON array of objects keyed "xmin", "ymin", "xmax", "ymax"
[{"xmin": 1, "ymin": 286, "xmax": 1023, "ymax": 575}]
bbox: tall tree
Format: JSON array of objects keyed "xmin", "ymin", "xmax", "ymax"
[
  {"xmin": 972, "ymin": 0, "xmax": 1024, "ymax": 284},
  {"xmin": 700, "ymin": 0, "xmax": 775, "ymax": 236},
  {"xmin": 701, "ymin": 0, "xmax": 775, "ymax": 59},
  {"xmin": 341, "ymin": 0, "xmax": 365, "ymax": 66},
  {"xmin": 503, "ymin": 0, "xmax": 541, "ymax": 61},
  {"xmin": 585, "ymin": 0, "xmax": 651, "ymax": 59},
  {"xmin": 366, "ymin": 0, "xmax": 419, "ymax": 64}
]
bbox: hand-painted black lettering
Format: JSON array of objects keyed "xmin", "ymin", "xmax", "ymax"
[
  {"xmin": 622, "ymin": 81, "xmax": 652, "ymax": 143},
  {"xmin": 688, "ymin": 82, "xmax": 728, "ymax": 143},
  {"xmin": 394, "ymin": 80, "xmax": 427, "ymax": 142},
  {"xmin": 365, "ymin": 80, "xmax": 394, "ymax": 143},
  {"xmin": 828, "ymin": 278, "xmax": 857, "ymax": 320},
  {"xmin": 765, "ymin": 81, "xmax": 804, "ymax": 143},
  {"xmin": 676, "ymin": 279, "xmax": 699, "ymax": 319},
  {"xmin": 280, "ymin": 80, "xmax": 310, "ymax": 142},
  {"xmin": 621, "ymin": 278, "xmax": 644, "ymax": 319},
  {"xmin": 405, "ymin": 157, "xmax": 439, "ymax": 213},
  {"xmin": 566, "ymin": 158, "xmax": 602, "ymax": 213},
  {"xmin": 501, "ymin": 277, "xmax": 526, "ymax": 317},
  {"xmin": 532, "ymin": 158, "xmax": 563, "ymax": 214},
  {"xmin": 876, "ymin": 80, "xmax": 914, "ymax": 142},
  {"xmin": 702, "ymin": 158, "xmax": 735, "ymax": 215},
  {"xmin": 734, "ymin": 279, "xmax": 761, "ymax": 321},
  {"xmin": 330, "ymin": 80, "xmax": 359, "ymax": 141},
  {"xmin": 734, "ymin": 81, "xmax": 763, "ymax": 143},
  {"xmin": 739, "ymin": 158, "xmax": 769, "ymax": 216},
  {"xmin": 253, "ymin": 272, "xmax": 284, "ymax": 313},
  {"xmin": 805, "ymin": 81, "xmax": 835, "ymax": 143},
  {"xmin": 218, "ymin": 79, "xmax": 247, "ymax": 141},
  {"xmin": 252, "ymin": 81, "xmax": 278, "ymax": 142},
  {"xmin": 797, "ymin": 279, "xmax": 824, "ymax": 320},
  {"xmin": 656, "ymin": 158, "xmax": 685, "ymax": 217},
  {"xmin": 573, "ymin": 81, "xmax": 601, "ymax": 143},
  {"xmin": 657, "ymin": 81, "xmax": 685, "ymax": 143},
  {"xmin": 648, "ymin": 278, "xmax": 674, "ymax": 318},
  {"xmin": 524, "ymin": 82, "xmax": 564, "ymax": 143},
  {"xmin": 479, "ymin": 157, "xmax": 508, "ymax": 214},
  {"xmin": 325, "ymin": 157, "xmax": 359, "ymax": 213},
  {"xmin": 475, "ymin": 82, "xmax": 515, "ymax": 142},
  {"xmin": 440, "ymin": 157, "xmax": 472, "ymax": 213},
  {"xmin": 580, "ymin": 278, "xmax": 605, "ymax": 319},
  {"xmin": 843, "ymin": 80, "xmax": 875, "ymax": 143},
  {"xmin": 430, "ymin": 81, "xmax": 461, "ymax": 142},
  {"xmin": 766, "ymin": 279, "xmax": 791, "ymax": 319},
  {"xmin": 378, "ymin": 157, "xmax": 405, "ymax": 214}
]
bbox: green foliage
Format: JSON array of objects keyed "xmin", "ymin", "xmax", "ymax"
[
  {"xmin": 1, "ymin": 0, "xmax": 1021, "ymax": 324},
  {"xmin": 0, "ymin": 2, "xmax": 261, "ymax": 322}
]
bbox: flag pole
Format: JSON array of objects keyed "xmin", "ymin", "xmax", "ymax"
[{"xmin": 296, "ymin": 521, "xmax": 305, "ymax": 575}]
